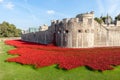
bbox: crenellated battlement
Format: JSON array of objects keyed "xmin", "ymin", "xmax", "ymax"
[
  {"xmin": 76, "ymin": 11, "xmax": 94, "ymax": 20},
  {"xmin": 62, "ymin": 18, "xmax": 69, "ymax": 23},
  {"xmin": 68, "ymin": 18, "xmax": 79, "ymax": 23},
  {"xmin": 51, "ymin": 18, "xmax": 83, "ymax": 26},
  {"xmin": 51, "ymin": 11, "xmax": 94, "ymax": 26}
]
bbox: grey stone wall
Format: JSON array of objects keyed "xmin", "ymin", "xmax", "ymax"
[
  {"xmin": 21, "ymin": 30, "xmax": 54, "ymax": 44},
  {"xmin": 94, "ymin": 21, "xmax": 108, "ymax": 47},
  {"xmin": 94, "ymin": 21, "xmax": 120, "ymax": 47},
  {"xmin": 21, "ymin": 12, "xmax": 120, "ymax": 48},
  {"xmin": 108, "ymin": 30, "xmax": 120, "ymax": 46},
  {"xmin": 54, "ymin": 16, "xmax": 94, "ymax": 48}
]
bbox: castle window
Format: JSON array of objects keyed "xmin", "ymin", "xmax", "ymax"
[
  {"xmin": 85, "ymin": 29, "xmax": 89, "ymax": 33},
  {"xmin": 78, "ymin": 30, "xmax": 82, "ymax": 33},
  {"xmin": 65, "ymin": 30, "xmax": 69, "ymax": 33}
]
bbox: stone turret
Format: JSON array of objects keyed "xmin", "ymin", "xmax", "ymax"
[
  {"xmin": 54, "ymin": 11, "xmax": 95, "ymax": 48},
  {"xmin": 39, "ymin": 24, "xmax": 48, "ymax": 31},
  {"xmin": 76, "ymin": 11, "xmax": 94, "ymax": 28}
]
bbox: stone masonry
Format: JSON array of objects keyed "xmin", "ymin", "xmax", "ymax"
[{"xmin": 21, "ymin": 11, "xmax": 120, "ymax": 48}]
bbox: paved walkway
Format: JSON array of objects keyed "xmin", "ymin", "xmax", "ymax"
[{"xmin": 0, "ymin": 37, "xmax": 21, "ymax": 42}]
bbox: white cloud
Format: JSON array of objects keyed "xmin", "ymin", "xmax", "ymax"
[
  {"xmin": 0, "ymin": 0, "xmax": 3, "ymax": 3},
  {"xmin": 5, "ymin": 2, "xmax": 14, "ymax": 10},
  {"xmin": 46, "ymin": 10, "xmax": 55, "ymax": 14}
]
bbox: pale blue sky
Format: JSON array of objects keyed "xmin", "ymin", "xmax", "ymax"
[{"xmin": 0, "ymin": 0, "xmax": 120, "ymax": 30}]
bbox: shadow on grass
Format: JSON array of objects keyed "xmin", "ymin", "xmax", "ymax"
[
  {"xmin": 54, "ymin": 64, "xmax": 72, "ymax": 71},
  {"xmin": 85, "ymin": 66, "xmax": 103, "ymax": 72}
]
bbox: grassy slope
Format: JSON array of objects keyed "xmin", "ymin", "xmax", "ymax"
[{"xmin": 0, "ymin": 41, "xmax": 120, "ymax": 80}]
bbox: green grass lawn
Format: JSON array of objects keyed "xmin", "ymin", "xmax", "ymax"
[{"xmin": 0, "ymin": 41, "xmax": 120, "ymax": 80}]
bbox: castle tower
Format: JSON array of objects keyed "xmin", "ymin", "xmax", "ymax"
[
  {"xmin": 54, "ymin": 11, "xmax": 95, "ymax": 48},
  {"xmin": 76, "ymin": 11, "xmax": 94, "ymax": 29},
  {"xmin": 76, "ymin": 11, "xmax": 95, "ymax": 48}
]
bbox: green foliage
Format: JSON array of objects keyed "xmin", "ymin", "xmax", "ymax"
[
  {"xmin": 95, "ymin": 15, "xmax": 113, "ymax": 24},
  {"xmin": 102, "ymin": 16, "xmax": 113, "ymax": 24},
  {"xmin": 0, "ymin": 21, "xmax": 21, "ymax": 37},
  {"xmin": 94, "ymin": 17, "xmax": 103, "ymax": 24},
  {"xmin": 101, "ymin": 16, "xmax": 107, "ymax": 23}
]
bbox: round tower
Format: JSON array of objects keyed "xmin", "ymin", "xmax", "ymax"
[{"xmin": 55, "ymin": 11, "xmax": 95, "ymax": 48}]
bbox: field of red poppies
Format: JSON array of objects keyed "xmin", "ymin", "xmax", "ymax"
[{"xmin": 5, "ymin": 40, "xmax": 120, "ymax": 71}]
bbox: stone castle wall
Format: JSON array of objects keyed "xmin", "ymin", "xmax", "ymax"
[
  {"xmin": 108, "ymin": 30, "xmax": 120, "ymax": 46},
  {"xmin": 51, "ymin": 12, "xmax": 95, "ymax": 48},
  {"xmin": 53, "ymin": 18, "xmax": 94, "ymax": 48},
  {"xmin": 21, "ymin": 29, "xmax": 54, "ymax": 44},
  {"xmin": 21, "ymin": 12, "xmax": 120, "ymax": 48},
  {"xmin": 94, "ymin": 21, "xmax": 120, "ymax": 47},
  {"xmin": 94, "ymin": 21, "xmax": 108, "ymax": 46}
]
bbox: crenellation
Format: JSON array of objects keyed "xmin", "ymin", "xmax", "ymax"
[
  {"xmin": 90, "ymin": 11, "xmax": 94, "ymax": 14},
  {"xmin": 68, "ymin": 18, "xmax": 74, "ymax": 23},
  {"xmin": 68, "ymin": 18, "xmax": 79, "ymax": 23},
  {"xmin": 56, "ymin": 20, "xmax": 61, "ymax": 24},
  {"xmin": 51, "ymin": 20, "xmax": 56, "ymax": 25},
  {"xmin": 62, "ymin": 18, "xmax": 69, "ymax": 23}
]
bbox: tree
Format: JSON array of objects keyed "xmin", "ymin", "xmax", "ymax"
[
  {"xmin": 95, "ymin": 15, "xmax": 113, "ymax": 24},
  {"xmin": 0, "ymin": 21, "xmax": 21, "ymax": 37},
  {"xmin": 101, "ymin": 15, "xmax": 113, "ymax": 24},
  {"xmin": 94, "ymin": 17, "xmax": 103, "ymax": 24}
]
